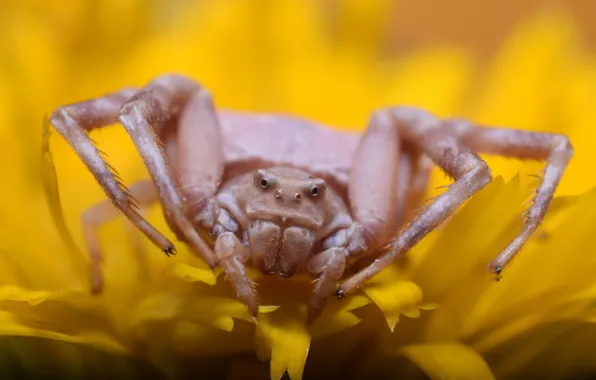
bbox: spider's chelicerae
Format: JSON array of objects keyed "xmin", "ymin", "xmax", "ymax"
[{"xmin": 50, "ymin": 75, "xmax": 573, "ymax": 322}]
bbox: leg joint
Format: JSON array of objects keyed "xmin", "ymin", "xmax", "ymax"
[
  {"xmin": 552, "ymin": 134, "xmax": 574, "ymax": 159},
  {"xmin": 470, "ymin": 160, "xmax": 493, "ymax": 188},
  {"xmin": 119, "ymin": 91, "xmax": 164, "ymax": 125}
]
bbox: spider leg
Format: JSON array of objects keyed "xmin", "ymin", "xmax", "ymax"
[
  {"xmin": 82, "ymin": 180, "xmax": 157, "ymax": 292},
  {"xmin": 214, "ymin": 232, "xmax": 258, "ymax": 317},
  {"xmin": 306, "ymin": 247, "xmax": 347, "ymax": 323},
  {"xmin": 321, "ymin": 113, "xmax": 425, "ymax": 268},
  {"xmin": 175, "ymin": 85, "xmax": 225, "ymax": 231},
  {"xmin": 337, "ymin": 107, "xmax": 493, "ymax": 296},
  {"xmin": 50, "ymin": 75, "xmax": 220, "ymax": 280},
  {"xmin": 341, "ymin": 108, "xmax": 402, "ymax": 259},
  {"xmin": 442, "ymin": 119, "xmax": 573, "ymax": 275},
  {"xmin": 394, "ymin": 146, "xmax": 433, "ymax": 228},
  {"xmin": 117, "ymin": 75, "xmax": 218, "ymax": 267},
  {"xmin": 49, "ymin": 88, "xmax": 176, "ymax": 256}
]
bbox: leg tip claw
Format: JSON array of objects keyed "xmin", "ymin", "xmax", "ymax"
[
  {"xmin": 249, "ymin": 306, "xmax": 259, "ymax": 322},
  {"xmin": 491, "ymin": 265, "xmax": 503, "ymax": 282},
  {"xmin": 164, "ymin": 244, "xmax": 177, "ymax": 257}
]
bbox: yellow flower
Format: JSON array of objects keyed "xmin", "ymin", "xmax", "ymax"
[{"xmin": 2, "ymin": 1, "xmax": 596, "ymax": 379}]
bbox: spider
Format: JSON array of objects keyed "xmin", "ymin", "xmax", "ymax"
[{"xmin": 49, "ymin": 74, "xmax": 573, "ymax": 322}]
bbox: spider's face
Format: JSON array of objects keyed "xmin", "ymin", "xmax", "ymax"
[
  {"xmin": 240, "ymin": 167, "xmax": 328, "ymax": 276},
  {"xmin": 244, "ymin": 167, "xmax": 327, "ymax": 230}
]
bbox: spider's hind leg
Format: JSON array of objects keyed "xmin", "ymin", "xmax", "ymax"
[{"xmin": 82, "ymin": 180, "xmax": 158, "ymax": 293}]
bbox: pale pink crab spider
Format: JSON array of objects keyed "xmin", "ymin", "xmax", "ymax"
[{"xmin": 50, "ymin": 74, "xmax": 573, "ymax": 322}]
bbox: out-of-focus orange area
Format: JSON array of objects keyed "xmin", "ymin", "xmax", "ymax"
[{"xmin": 386, "ymin": 0, "xmax": 596, "ymax": 57}]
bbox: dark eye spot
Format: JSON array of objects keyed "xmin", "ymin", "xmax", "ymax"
[
  {"xmin": 260, "ymin": 179, "xmax": 268, "ymax": 188},
  {"xmin": 311, "ymin": 186, "xmax": 319, "ymax": 196}
]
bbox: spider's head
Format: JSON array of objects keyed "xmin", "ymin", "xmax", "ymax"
[
  {"xmin": 244, "ymin": 167, "xmax": 327, "ymax": 276},
  {"xmin": 245, "ymin": 167, "xmax": 327, "ymax": 230}
]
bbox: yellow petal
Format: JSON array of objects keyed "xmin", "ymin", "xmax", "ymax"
[
  {"xmin": 0, "ymin": 287, "xmax": 125, "ymax": 354},
  {"xmin": 41, "ymin": 116, "xmax": 87, "ymax": 287},
  {"xmin": 488, "ymin": 321, "xmax": 596, "ymax": 379},
  {"xmin": 131, "ymin": 292, "xmax": 277, "ymax": 334},
  {"xmin": 413, "ymin": 176, "xmax": 528, "ymax": 303},
  {"xmin": 0, "ymin": 285, "xmax": 65, "ymax": 306},
  {"xmin": 256, "ymin": 305, "xmax": 310, "ymax": 380},
  {"xmin": 467, "ymin": 189, "xmax": 596, "ymax": 352},
  {"xmin": 399, "ymin": 343, "xmax": 495, "ymax": 380},
  {"xmin": 0, "ymin": 310, "xmax": 126, "ymax": 355},
  {"xmin": 171, "ymin": 263, "xmax": 218, "ymax": 286},
  {"xmin": 364, "ymin": 274, "xmax": 428, "ymax": 332},
  {"xmin": 309, "ymin": 294, "xmax": 371, "ymax": 339},
  {"xmin": 416, "ymin": 177, "xmax": 531, "ymax": 341}
]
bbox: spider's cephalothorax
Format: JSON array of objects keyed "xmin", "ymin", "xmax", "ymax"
[{"xmin": 50, "ymin": 74, "xmax": 573, "ymax": 322}]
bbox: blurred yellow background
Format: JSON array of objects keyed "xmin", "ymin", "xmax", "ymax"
[
  {"xmin": 2, "ymin": 0, "xmax": 595, "ymax": 199},
  {"xmin": 3, "ymin": 0, "xmax": 596, "ymax": 119}
]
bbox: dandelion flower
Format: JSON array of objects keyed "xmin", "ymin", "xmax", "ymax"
[{"xmin": 1, "ymin": 1, "xmax": 596, "ymax": 379}]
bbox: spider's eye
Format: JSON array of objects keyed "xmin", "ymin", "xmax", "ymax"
[
  {"xmin": 305, "ymin": 179, "xmax": 326, "ymax": 197},
  {"xmin": 254, "ymin": 169, "xmax": 276, "ymax": 190}
]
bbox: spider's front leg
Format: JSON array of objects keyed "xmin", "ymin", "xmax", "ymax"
[
  {"xmin": 306, "ymin": 137, "xmax": 428, "ymax": 321},
  {"xmin": 336, "ymin": 108, "xmax": 493, "ymax": 297},
  {"xmin": 336, "ymin": 107, "xmax": 572, "ymax": 297},
  {"xmin": 50, "ymin": 75, "xmax": 220, "ymax": 292},
  {"xmin": 214, "ymin": 232, "xmax": 258, "ymax": 317},
  {"xmin": 442, "ymin": 119, "xmax": 573, "ymax": 274},
  {"xmin": 306, "ymin": 247, "xmax": 347, "ymax": 323},
  {"xmin": 82, "ymin": 179, "xmax": 158, "ymax": 292}
]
